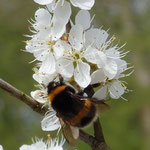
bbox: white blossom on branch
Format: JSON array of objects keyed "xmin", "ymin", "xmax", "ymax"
[{"xmin": 20, "ymin": 137, "xmax": 65, "ymax": 150}]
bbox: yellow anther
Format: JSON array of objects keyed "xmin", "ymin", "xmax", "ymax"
[
  {"xmin": 51, "ymin": 23, "xmax": 53, "ymax": 27},
  {"xmin": 26, "ymin": 40, "xmax": 29, "ymax": 44},
  {"xmin": 121, "ymin": 82, "xmax": 127, "ymax": 89},
  {"xmin": 108, "ymin": 36, "xmax": 116, "ymax": 46},
  {"xmin": 47, "ymin": 134, "xmax": 51, "ymax": 139},
  {"xmin": 112, "ymin": 36, "xmax": 116, "ymax": 42}
]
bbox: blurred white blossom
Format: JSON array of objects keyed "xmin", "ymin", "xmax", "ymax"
[
  {"xmin": 41, "ymin": 106, "xmax": 61, "ymax": 131},
  {"xmin": 33, "ymin": 0, "xmax": 95, "ymax": 10},
  {"xmin": 0, "ymin": 145, "xmax": 3, "ymax": 150},
  {"xmin": 20, "ymin": 137, "xmax": 65, "ymax": 150}
]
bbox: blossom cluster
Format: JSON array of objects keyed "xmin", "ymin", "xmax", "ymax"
[
  {"xmin": 0, "ymin": 137, "xmax": 65, "ymax": 150},
  {"xmin": 24, "ymin": 0, "xmax": 132, "ymax": 149}
]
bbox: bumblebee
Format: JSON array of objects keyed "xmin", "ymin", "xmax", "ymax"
[{"xmin": 47, "ymin": 77, "xmax": 109, "ymax": 146}]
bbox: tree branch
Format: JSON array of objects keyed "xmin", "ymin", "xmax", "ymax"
[
  {"xmin": 0, "ymin": 78, "xmax": 47, "ymax": 115},
  {"xmin": 79, "ymin": 130, "xmax": 109, "ymax": 150},
  {"xmin": 0, "ymin": 78, "xmax": 110, "ymax": 150},
  {"xmin": 94, "ymin": 118, "xmax": 105, "ymax": 143}
]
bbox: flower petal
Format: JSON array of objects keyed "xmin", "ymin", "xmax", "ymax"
[
  {"xmin": 93, "ymin": 86, "xmax": 107, "ymax": 100},
  {"xmin": 35, "ymin": 8, "xmax": 52, "ymax": 25},
  {"xmin": 53, "ymin": 146, "xmax": 63, "ymax": 150},
  {"xmin": 105, "ymin": 47, "xmax": 120, "ymax": 59},
  {"xmin": 0, "ymin": 145, "xmax": 3, "ymax": 150},
  {"xmin": 39, "ymin": 54, "xmax": 56, "ymax": 74},
  {"xmin": 53, "ymin": 0, "xmax": 71, "ymax": 23},
  {"xmin": 56, "ymin": 58, "xmax": 74, "ymax": 78},
  {"xmin": 96, "ymin": 51, "xmax": 107, "ymax": 67},
  {"xmin": 31, "ymin": 90, "xmax": 47, "ymax": 104},
  {"xmin": 33, "ymin": 49, "xmax": 49, "ymax": 61},
  {"xmin": 20, "ymin": 141, "xmax": 46, "ymax": 150},
  {"xmin": 46, "ymin": 0, "xmax": 56, "ymax": 12},
  {"xmin": 33, "ymin": 0, "xmax": 53, "ymax": 5},
  {"xmin": 50, "ymin": 0, "xmax": 71, "ymax": 40},
  {"xmin": 20, "ymin": 145, "xmax": 32, "ymax": 150},
  {"xmin": 41, "ymin": 108, "xmax": 61, "ymax": 131},
  {"xmin": 85, "ymin": 28, "xmax": 109, "ymax": 48},
  {"xmin": 91, "ymin": 69, "xmax": 106, "ymax": 84},
  {"xmin": 103, "ymin": 59, "xmax": 118, "ymax": 79},
  {"xmin": 53, "ymin": 40, "xmax": 71, "ymax": 59},
  {"xmin": 75, "ymin": 10, "xmax": 91, "ymax": 30},
  {"xmin": 69, "ymin": 24, "xmax": 83, "ymax": 51},
  {"xmin": 74, "ymin": 61, "xmax": 91, "ymax": 88},
  {"xmin": 33, "ymin": 72, "xmax": 58, "ymax": 85},
  {"xmin": 70, "ymin": 0, "xmax": 95, "ymax": 10},
  {"xmin": 115, "ymin": 59, "xmax": 127, "ymax": 78},
  {"xmin": 84, "ymin": 46, "xmax": 103, "ymax": 64},
  {"xmin": 51, "ymin": 17, "xmax": 66, "ymax": 40},
  {"xmin": 109, "ymin": 80, "xmax": 125, "ymax": 99}
]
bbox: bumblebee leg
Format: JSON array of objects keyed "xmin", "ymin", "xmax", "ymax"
[
  {"xmin": 59, "ymin": 74, "xmax": 64, "ymax": 85},
  {"xmin": 83, "ymin": 85, "xmax": 95, "ymax": 97},
  {"xmin": 91, "ymin": 83, "xmax": 101, "ymax": 88},
  {"xmin": 77, "ymin": 91, "xmax": 84, "ymax": 96},
  {"xmin": 82, "ymin": 83, "xmax": 101, "ymax": 97}
]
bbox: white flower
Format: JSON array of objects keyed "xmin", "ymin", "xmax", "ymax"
[
  {"xmin": 26, "ymin": 3, "xmax": 71, "ymax": 72},
  {"xmin": 41, "ymin": 106, "xmax": 61, "ymax": 131},
  {"xmin": 0, "ymin": 145, "xmax": 3, "ymax": 150},
  {"xmin": 48, "ymin": 137, "xmax": 65, "ymax": 150},
  {"xmin": 54, "ymin": 24, "xmax": 100, "ymax": 88},
  {"xmin": 20, "ymin": 137, "xmax": 65, "ymax": 150},
  {"xmin": 85, "ymin": 28, "xmax": 128, "ymax": 79},
  {"xmin": 33, "ymin": 1, "xmax": 71, "ymax": 36},
  {"xmin": 91, "ymin": 59, "xmax": 131, "ymax": 100},
  {"xmin": 34, "ymin": 0, "xmax": 95, "ymax": 10},
  {"xmin": 31, "ymin": 89, "xmax": 48, "ymax": 104}
]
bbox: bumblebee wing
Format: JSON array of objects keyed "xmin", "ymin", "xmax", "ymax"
[
  {"xmin": 89, "ymin": 98, "xmax": 110, "ymax": 112},
  {"xmin": 69, "ymin": 92, "xmax": 110, "ymax": 112},
  {"xmin": 70, "ymin": 126, "xmax": 79, "ymax": 139},
  {"xmin": 59, "ymin": 118, "xmax": 77, "ymax": 147}
]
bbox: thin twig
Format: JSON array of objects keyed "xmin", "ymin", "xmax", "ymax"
[{"xmin": 94, "ymin": 118, "xmax": 105, "ymax": 143}]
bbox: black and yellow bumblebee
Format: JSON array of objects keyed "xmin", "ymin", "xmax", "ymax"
[{"xmin": 47, "ymin": 76, "xmax": 109, "ymax": 146}]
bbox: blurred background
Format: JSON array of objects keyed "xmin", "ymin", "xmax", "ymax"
[{"xmin": 0, "ymin": 0, "xmax": 150, "ymax": 149}]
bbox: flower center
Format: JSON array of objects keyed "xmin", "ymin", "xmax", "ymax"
[
  {"xmin": 47, "ymin": 39, "xmax": 56, "ymax": 52},
  {"xmin": 74, "ymin": 53, "xmax": 80, "ymax": 60}
]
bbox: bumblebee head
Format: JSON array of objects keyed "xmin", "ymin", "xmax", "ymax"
[{"xmin": 47, "ymin": 81, "xmax": 60, "ymax": 94}]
